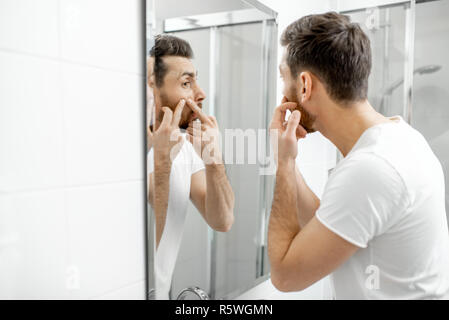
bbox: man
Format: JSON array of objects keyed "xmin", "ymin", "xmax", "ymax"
[
  {"xmin": 268, "ymin": 12, "xmax": 449, "ymax": 299},
  {"xmin": 147, "ymin": 35, "xmax": 234, "ymax": 250}
]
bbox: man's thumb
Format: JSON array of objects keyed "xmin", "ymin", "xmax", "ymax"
[{"xmin": 286, "ymin": 110, "xmax": 301, "ymax": 137}]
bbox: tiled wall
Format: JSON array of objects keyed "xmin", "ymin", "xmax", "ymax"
[{"xmin": 0, "ymin": 0, "xmax": 146, "ymax": 299}]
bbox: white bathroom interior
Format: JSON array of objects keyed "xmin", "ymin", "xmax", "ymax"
[{"xmin": 0, "ymin": 0, "xmax": 448, "ymax": 300}]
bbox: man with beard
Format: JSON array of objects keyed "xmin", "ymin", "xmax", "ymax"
[
  {"xmin": 147, "ymin": 34, "xmax": 235, "ymax": 249},
  {"xmin": 268, "ymin": 12, "xmax": 449, "ymax": 299}
]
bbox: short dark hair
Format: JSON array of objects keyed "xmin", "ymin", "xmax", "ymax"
[
  {"xmin": 281, "ymin": 12, "xmax": 372, "ymax": 103},
  {"xmin": 149, "ymin": 34, "xmax": 193, "ymax": 87}
]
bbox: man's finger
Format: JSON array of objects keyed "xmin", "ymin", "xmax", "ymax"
[
  {"xmin": 209, "ymin": 115, "xmax": 217, "ymax": 126},
  {"xmin": 160, "ymin": 107, "xmax": 173, "ymax": 127},
  {"xmin": 273, "ymin": 102, "xmax": 298, "ymax": 124},
  {"xmin": 186, "ymin": 126, "xmax": 196, "ymax": 136},
  {"xmin": 186, "ymin": 99, "xmax": 212, "ymax": 125},
  {"xmin": 281, "ymin": 96, "xmax": 288, "ymax": 104},
  {"xmin": 280, "ymin": 102, "xmax": 298, "ymax": 113},
  {"xmin": 286, "ymin": 110, "xmax": 301, "ymax": 137},
  {"xmin": 296, "ymin": 125, "xmax": 307, "ymax": 139},
  {"xmin": 172, "ymin": 99, "xmax": 186, "ymax": 126}
]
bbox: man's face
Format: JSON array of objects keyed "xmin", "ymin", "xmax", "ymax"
[
  {"xmin": 279, "ymin": 53, "xmax": 316, "ymax": 133},
  {"xmin": 152, "ymin": 56, "xmax": 206, "ymax": 130}
]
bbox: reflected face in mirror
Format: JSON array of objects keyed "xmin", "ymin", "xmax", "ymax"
[
  {"xmin": 279, "ymin": 52, "xmax": 316, "ymax": 133},
  {"xmin": 150, "ymin": 56, "xmax": 206, "ymax": 130}
]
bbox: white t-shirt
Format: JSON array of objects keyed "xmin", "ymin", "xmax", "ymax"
[
  {"xmin": 316, "ymin": 115, "xmax": 449, "ymax": 299},
  {"xmin": 147, "ymin": 133, "xmax": 204, "ymax": 300}
]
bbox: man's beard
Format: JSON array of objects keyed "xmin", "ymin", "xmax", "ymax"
[
  {"xmin": 294, "ymin": 101, "xmax": 316, "ymax": 133},
  {"xmin": 157, "ymin": 92, "xmax": 191, "ymax": 130},
  {"xmin": 288, "ymin": 87, "xmax": 316, "ymax": 133}
]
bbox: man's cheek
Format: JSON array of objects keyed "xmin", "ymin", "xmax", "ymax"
[{"xmin": 281, "ymin": 86, "xmax": 289, "ymax": 101}]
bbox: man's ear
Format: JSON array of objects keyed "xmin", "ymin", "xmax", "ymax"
[
  {"xmin": 147, "ymin": 56, "xmax": 155, "ymax": 88},
  {"xmin": 148, "ymin": 74, "xmax": 156, "ymax": 89},
  {"xmin": 298, "ymin": 71, "xmax": 313, "ymax": 103}
]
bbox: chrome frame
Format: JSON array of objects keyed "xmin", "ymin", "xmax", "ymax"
[
  {"xmin": 403, "ymin": 0, "xmax": 416, "ymax": 123},
  {"xmin": 163, "ymin": 8, "xmax": 275, "ymax": 33},
  {"xmin": 145, "ymin": 0, "xmax": 155, "ymax": 300},
  {"xmin": 207, "ymin": 25, "xmax": 220, "ymax": 299},
  {"xmin": 337, "ymin": 0, "xmax": 410, "ymax": 13},
  {"xmin": 256, "ymin": 19, "xmax": 274, "ymax": 278},
  {"xmin": 242, "ymin": 0, "xmax": 278, "ymax": 21}
]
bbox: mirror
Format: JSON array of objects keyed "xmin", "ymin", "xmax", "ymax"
[{"xmin": 146, "ymin": 0, "xmax": 278, "ymax": 300}]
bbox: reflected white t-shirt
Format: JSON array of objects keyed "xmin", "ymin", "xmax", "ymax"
[
  {"xmin": 316, "ymin": 115, "xmax": 449, "ymax": 299},
  {"xmin": 147, "ymin": 133, "xmax": 204, "ymax": 300}
]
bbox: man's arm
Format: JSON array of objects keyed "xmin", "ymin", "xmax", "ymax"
[
  {"xmin": 294, "ymin": 165, "xmax": 320, "ymax": 228},
  {"xmin": 268, "ymin": 107, "xmax": 359, "ymax": 292},
  {"xmin": 190, "ymin": 164, "xmax": 235, "ymax": 232},
  {"xmin": 185, "ymin": 99, "xmax": 235, "ymax": 232},
  {"xmin": 148, "ymin": 156, "xmax": 172, "ymax": 249},
  {"xmin": 147, "ymin": 100, "xmax": 186, "ymax": 248}
]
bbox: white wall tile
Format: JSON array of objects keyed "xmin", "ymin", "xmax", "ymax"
[
  {"xmin": 0, "ymin": 190, "xmax": 69, "ymax": 299},
  {"xmin": 0, "ymin": 0, "xmax": 148, "ymax": 300},
  {"xmin": 94, "ymin": 280, "xmax": 145, "ymax": 300},
  {"xmin": 60, "ymin": 0, "xmax": 144, "ymax": 74},
  {"xmin": 0, "ymin": 0, "xmax": 59, "ymax": 57},
  {"xmin": 62, "ymin": 63, "xmax": 144, "ymax": 186},
  {"xmin": 0, "ymin": 52, "xmax": 65, "ymax": 192},
  {"xmin": 66, "ymin": 181, "xmax": 145, "ymax": 299}
]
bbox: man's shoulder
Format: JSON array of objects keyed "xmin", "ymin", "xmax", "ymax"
[{"xmin": 330, "ymin": 151, "xmax": 405, "ymax": 192}]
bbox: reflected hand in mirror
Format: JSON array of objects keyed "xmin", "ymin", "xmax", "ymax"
[{"xmin": 186, "ymin": 99, "xmax": 222, "ymax": 165}]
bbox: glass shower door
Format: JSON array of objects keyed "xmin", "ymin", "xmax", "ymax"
[
  {"xmin": 344, "ymin": 0, "xmax": 449, "ymax": 225},
  {"xmin": 412, "ymin": 0, "xmax": 449, "ymax": 225},
  {"xmin": 212, "ymin": 20, "xmax": 277, "ymax": 299},
  {"xmin": 342, "ymin": 2, "xmax": 410, "ymax": 118}
]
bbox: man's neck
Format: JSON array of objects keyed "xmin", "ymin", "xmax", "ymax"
[{"xmin": 319, "ymin": 100, "xmax": 392, "ymax": 157}]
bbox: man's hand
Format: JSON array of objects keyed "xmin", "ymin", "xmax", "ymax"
[
  {"xmin": 147, "ymin": 124, "xmax": 153, "ymax": 152},
  {"xmin": 186, "ymin": 98, "xmax": 235, "ymax": 232},
  {"xmin": 186, "ymin": 99, "xmax": 222, "ymax": 165},
  {"xmin": 151, "ymin": 99, "xmax": 186, "ymax": 163},
  {"xmin": 269, "ymin": 97, "xmax": 307, "ymax": 165},
  {"xmin": 147, "ymin": 84, "xmax": 156, "ymax": 152}
]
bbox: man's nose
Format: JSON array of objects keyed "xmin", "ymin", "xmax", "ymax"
[{"xmin": 194, "ymin": 86, "xmax": 206, "ymax": 104}]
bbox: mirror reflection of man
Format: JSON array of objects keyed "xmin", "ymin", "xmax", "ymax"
[
  {"xmin": 268, "ymin": 12, "xmax": 449, "ymax": 299},
  {"xmin": 147, "ymin": 35, "xmax": 235, "ymax": 249}
]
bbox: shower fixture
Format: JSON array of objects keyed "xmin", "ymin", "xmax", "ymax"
[{"xmin": 379, "ymin": 65, "xmax": 442, "ymax": 113}]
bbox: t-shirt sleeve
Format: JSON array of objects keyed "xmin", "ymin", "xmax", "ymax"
[{"xmin": 315, "ymin": 153, "xmax": 410, "ymax": 248}]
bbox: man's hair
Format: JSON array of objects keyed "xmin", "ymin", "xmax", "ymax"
[
  {"xmin": 281, "ymin": 12, "xmax": 372, "ymax": 103},
  {"xmin": 149, "ymin": 34, "xmax": 193, "ymax": 87}
]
